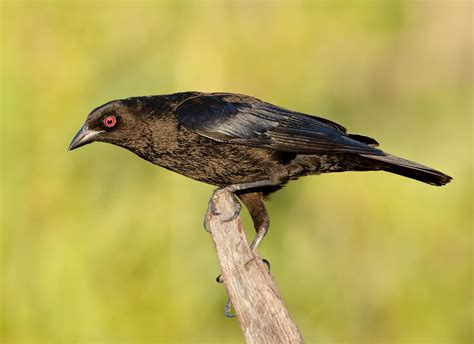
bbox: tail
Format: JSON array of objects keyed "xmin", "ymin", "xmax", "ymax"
[{"xmin": 361, "ymin": 153, "xmax": 452, "ymax": 186}]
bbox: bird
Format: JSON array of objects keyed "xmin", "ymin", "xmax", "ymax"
[{"xmin": 69, "ymin": 91, "xmax": 452, "ymax": 255}]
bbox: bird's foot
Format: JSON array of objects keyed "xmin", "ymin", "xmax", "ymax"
[
  {"xmin": 217, "ymin": 258, "xmax": 271, "ymax": 318},
  {"xmin": 204, "ymin": 195, "xmax": 218, "ymax": 233},
  {"xmin": 262, "ymin": 258, "xmax": 271, "ymax": 271},
  {"xmin": 223, "ymin": 298, "xmax": 236, "ymax": 318},
  {"xmin": 204, "ymin": 186, "xmax": 269, "ymax": 318},
  {"xmin": 204, "ymin": 188, "xmax": 241, "ymax": 233}
]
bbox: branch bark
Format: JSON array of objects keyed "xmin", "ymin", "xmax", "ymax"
[{"xmin": 206, "ymin": 189, "xmax": 304, "ymax": 344}]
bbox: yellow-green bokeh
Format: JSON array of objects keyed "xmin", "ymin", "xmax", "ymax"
[{"xmin": 1, "ymin": 1, "xmax": 472, "ymax": 343}]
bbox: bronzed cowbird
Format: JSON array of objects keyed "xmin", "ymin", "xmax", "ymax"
[{"xmin": 69, "ymin": 92, "xmax": 452, "ymax": 253}]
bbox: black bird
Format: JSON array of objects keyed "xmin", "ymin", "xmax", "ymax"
[{"xmin": 69, "ymin": 92, "xmax": 452, "ymax": 253}]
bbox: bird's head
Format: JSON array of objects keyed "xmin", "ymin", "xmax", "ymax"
[{"xmin": 68, "ymin": 99, "xmax": 148, "ymax": 152}]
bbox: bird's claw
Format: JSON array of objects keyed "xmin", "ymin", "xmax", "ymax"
[
  {"xmin": 204, "ymin": 186, "xmax": 262, "ymax": 318},
  {"xmin": 204, "ymin": 188, "xmax": 241, "ymax": 232},
  {"xmin": 216, "ymin": 274, "xmax": 224, "ymax": 283},
  {"xmin": 224, "ymin": 298, "xmax": 236, "ymax": 318},
  {"xmin": 217, "ymin": 258, "xmax": 270, "ymax": 318},
  {"xmin": 262, "ymin": 258, "xmax": 271, "ymax": 271},
  {"xmin": 204, "ymin": 195, "xmax": 218, "ymax": 232},
  {"xmin": 219, "ymin": 187, "xmax": 241, "ymax": 222},
  {"xmin": 223, "ymin": 199, "xmax": 241, "ymax": 223},
  {"xmin": 215, "ymin": 258, "xmax": 270, "ymax": 285}
]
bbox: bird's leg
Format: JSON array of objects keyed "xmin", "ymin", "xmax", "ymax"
[
  {"xmin": 205, "ymin": 170, "xmax": 288, "ymax": 317},
  {"xmin": 215, "ymin": 192, "xmax": 272, "ymax": 284},
  {"xmin": 204, "ymin": 179, "xmax": 278, "ymax": 232},
  {"xmin": 215, "ymin": 192, "xmax": 273, "ymax": 317},
  {"xmin": 238, "ymin": 191, "xmax": 270, "ymax": 254},
  {"xmin": 235, "ymin": 165, "xmax": 289, "ymax": 254}
]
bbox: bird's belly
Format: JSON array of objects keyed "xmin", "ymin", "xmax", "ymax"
[
  {"xmin": 285, "ymin": 153, "xmax": 375, "ymax": 179},
  {"xmin": 148, "ymin": 143, "xmax": 275, "ymax": 187}
]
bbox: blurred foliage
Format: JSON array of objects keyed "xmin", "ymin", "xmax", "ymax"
[{"xmin": 1, "ymin": 1, "xmax": 472, "ymax": 343}]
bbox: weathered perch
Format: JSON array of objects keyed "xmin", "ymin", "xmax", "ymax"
[{"xmin": 206, "ymin": 189, "xmax": 304, "ymax": 344}]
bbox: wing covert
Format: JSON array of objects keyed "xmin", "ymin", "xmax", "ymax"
[{"xmin": 176, "ymin": 93, "xmax": 383, "ymax": 155}]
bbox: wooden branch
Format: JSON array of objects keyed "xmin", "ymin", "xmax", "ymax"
[{"xmin": 206, "ymin": 189, "xmax": 304, "ymax": 344}]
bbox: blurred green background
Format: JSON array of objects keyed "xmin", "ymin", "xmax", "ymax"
[{"xmin": 1, "ymin": 1, "xmax": 472, "ymax": 343}]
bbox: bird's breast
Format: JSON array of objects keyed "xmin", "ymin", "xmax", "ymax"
[{"xmin": 145, "ymin": 129, "xmax": 277, "ymax": 187}]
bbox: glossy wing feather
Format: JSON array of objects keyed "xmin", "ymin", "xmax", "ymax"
[{"xmin": 176, "ymin": 93, "xmax": 383, "ymax": 155}]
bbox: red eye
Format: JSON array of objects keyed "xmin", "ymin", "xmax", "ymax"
[{"xmin": 103, "ymin": 115, "xmax": 117, "ymax": 128}]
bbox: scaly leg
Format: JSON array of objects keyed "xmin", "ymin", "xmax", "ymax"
[
  {"xmin": 216, "ymin": 191, "xmax": 273, "ymax": 317},
  {"xmin": 215, "ymin": 191, "xmax": 271, "ymax": 284},
  {"xmin": 204, "ymin": 179, "xmax": 277, "ymax": 232},
  {"xmin": 239, "ymin": 191, "xmax": 270, "ymax": 253},
  {"xmin": 204, "ymin": 172, "xmax": 288, "ymax": 317}
]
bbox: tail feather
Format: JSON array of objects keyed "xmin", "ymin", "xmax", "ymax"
[{"xmin": 361, "ymin": 153, "xmax": 452, "ymax": 186}]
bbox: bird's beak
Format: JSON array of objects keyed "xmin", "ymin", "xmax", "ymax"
[{"xmin": 68, "ymin": 124, "xmax": 102, "ymax": 151}]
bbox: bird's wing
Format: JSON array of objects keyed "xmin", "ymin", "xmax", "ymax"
[{"xmin": 175, "ymin": 93, "xmax": 383, "ymax": 155}]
